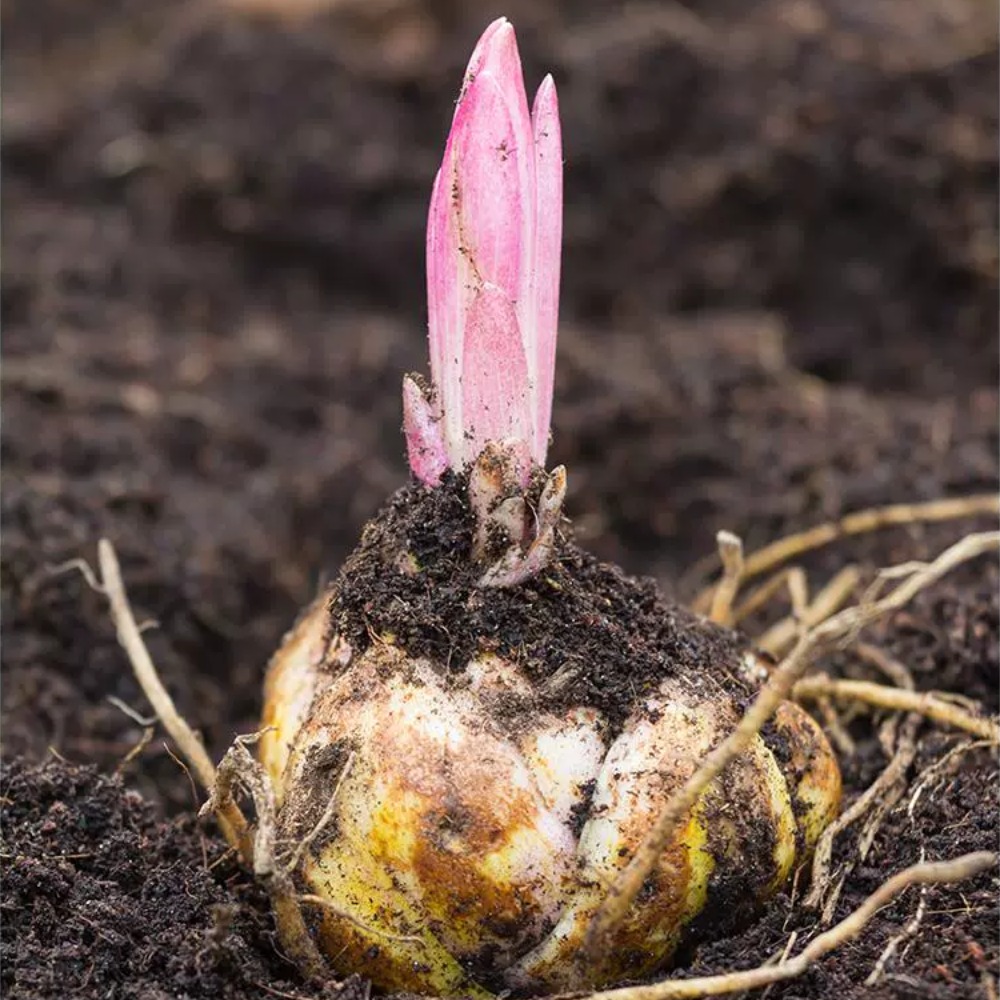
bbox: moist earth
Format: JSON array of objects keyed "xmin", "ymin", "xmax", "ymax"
[{"xmin": 3, "ymin": 2, "xmax": 998, "ymax": 999}]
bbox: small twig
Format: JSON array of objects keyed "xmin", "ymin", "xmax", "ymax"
[
  {"xmin": 252, "ymin": 981, "xmax": 317, "ymax": 1000},
  {"xmin": 47, "ymin": 746, "xmax": 74, "ymax": 765},
  {"xmin": 114, "ymin": 726, "xmax": 154, "ymax": 778},
  {"xmin": 566, "ymin": 853, "xmax": 996, "ymax": 1000},
  {"xmin": 163, "ymin": 740, "xmax": 209, "ymax": 871},
  {"xmin": 793, "ymin": 677, "xmax": 999, "ymax": 742},
  {"xmin": 709, "ymin": 531, "xmax": 744, "ymax": 626},
  {"xmin": 586, "ymin": 531, "xmax": 999, "ymax": 954},
  {"xmin": 759, "ymin": 931, "xmax": 798, "ymax": 1000},
  {"xmin": 691, "ymin": 495, "xmax": 999, "ymax": 613}
]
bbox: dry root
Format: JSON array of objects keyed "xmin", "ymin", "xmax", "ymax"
[
  {"xmin": 804, "ymin": 711, "xmax": 921, "ymax": 918},
  {"xmin": 707, "ymin": 531, "xmax": 744, "ymax": 626},
  {"xmin": 692, "ymin": 493, "xmax": 999, "ymax": 614},
  {"xmin": 588, "ymin": 530, "xmax": 999, "ymax": 956},
  {"xmin": 79, "ymin": 540, "xmax": 254, "ymax": 862},
  {"xmin": 756, "ymin": 565, "xmax": 860, "ymax": 657},
  {"xmin": 865, "ymin": 854, "xmax": 928, "ymax": 986},
  {"xmin": 793, "ymin": 676, "xmax": 999, "ymax": 742},
  {"xmin": 569, "ymin": 852, "xmax": 996, "ymax": 1000},
  {"xmin": 205, "ymin": 736, "xmax": 330, "ymax": 979}
]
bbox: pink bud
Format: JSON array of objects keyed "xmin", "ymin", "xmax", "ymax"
[
  {"xmin": 405, "ymin": 18, "xmax": 563, "ymax": 484},
  {"xmin": 402, "ymin": 375, "xmax": 448, "ymax": 486}
]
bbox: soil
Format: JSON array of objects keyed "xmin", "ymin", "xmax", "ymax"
[{"xmin": 2, "ymin": 1, "xmax": 998, "ymax": 999}]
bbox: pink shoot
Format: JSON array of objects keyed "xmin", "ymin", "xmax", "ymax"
[{"xmin": 403, "ymin": 17, "xmax": 563, "ymax": 487}]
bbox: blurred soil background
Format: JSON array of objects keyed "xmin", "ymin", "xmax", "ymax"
[{"xmin": 2, "ymin": 1, "xmax": 998, "ymax": 998}]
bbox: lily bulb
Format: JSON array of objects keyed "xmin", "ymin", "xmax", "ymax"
[{"xmin": 259, "ymin": 18, "xmax": 841, "ymax": 999}]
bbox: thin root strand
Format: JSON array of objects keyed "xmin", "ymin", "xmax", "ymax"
[
  {"xmin": 692, "ymin": 494, "xmax": 999, "ymax": 613},
  {"xmin": 587, "ymin": 531, "xmax": 999, "ymax": 954},
  {"xmin": 568, "ymin": 853, "xmax": 996, "ymax": 1000},
  {"xmin": 95, "ymin": 539, "xmax": 253, "ymax": 862},
  {"xmin": 708, "ymin": 531, "xmax": 744, "ymax": 626},
  {"xmin": 793, "ymin": 676, "xmax": 1000, "ymax": 742}
]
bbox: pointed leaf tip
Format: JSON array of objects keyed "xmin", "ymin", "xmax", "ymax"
[
  {"xmin": 529, "ymin": 73, "xmax": 562, "ymax": 463},
  {"xmin": 462, "ymin": 17, "xmax": 509, "ymax": 93},
  {"xmin": 403, "ymin": 375, "xmax": 448, "ymax": 486}
]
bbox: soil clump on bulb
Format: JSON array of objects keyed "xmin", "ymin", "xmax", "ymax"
[{"xmin": 326, "ymin": 471, "xmax": 751, "ymax": 737}]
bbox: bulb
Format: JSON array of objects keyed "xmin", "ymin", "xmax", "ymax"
[{"xmin": 259, "ymin": 481, "xmax": 841, "ymax": 997}]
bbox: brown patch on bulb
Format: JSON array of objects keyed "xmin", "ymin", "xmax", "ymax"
[{"xmin": 274, "ymin": 643, "xmax": 577, "ymax": 984}]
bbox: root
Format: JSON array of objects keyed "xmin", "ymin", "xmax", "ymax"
[
  {"xmin": 114, "ymin": 726, "xmax": 155, "ymax": 778},
  {"xmin": 692, "ymin": 494, "xmax": 999, "ymax": 614},
  {"xmin": 284, "ymin": 752, "xmax": 355, "ymax": 873},
  {"xmin": 793, "ymin": 676, "xmax": 1000, "ymax": 741},
  {"xmin": 205, "ymin": 737, "xmax": 329, "ymax": 980},
  {"xmin": 855, "ymin": 718, "xmax": 920, "ymax": 864},
  {"xmin": 907, "ymin": 738, "xmax": 995, "ymax": 819},
  {"xmin": 757, "ymin": 565, "xmax": 860, "ymax": 657},
  {"xmin": 729, "ymin": 566, "xmax": 801, "ymax": 626},
  {"xmin": 569, "ymin": 853, "xmax": 996, "ymax": 1000},
  {"xmin": 865, "ymin": 857, "xmax": 928, "ymax": 985},
  {"xmin": 804, "ymin": 712, "xmax": 920, "ymax": 917},
  {"xmin": 803, "ymin": 638, "xmax": 996, "ymax": 917},
  {"xmin": 814, "ymin": 697, "xmax": 856, "ymax": 757},
  {"xmin": 586, "ymin": 530, "xmax": 999, "ymax": 955},
  {"xmin": 855, "ymin": 642, "xmax": 913, "ymax": 689},
  {"xmin": 708, "ymin": 531, "xmax": 744, "ymax": 626},
  {"xmin": 90, "ymin": 540, "xmax": 253, "ymax": 862}
]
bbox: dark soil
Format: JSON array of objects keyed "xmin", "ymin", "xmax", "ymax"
[{"xmin": 2, "ymin": 1, "xmax": 998, "ymax": 999}]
